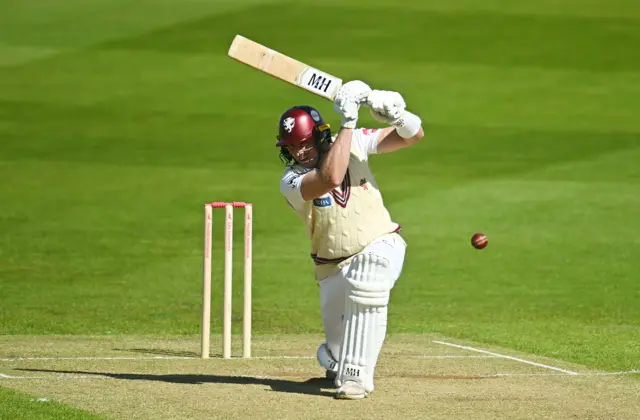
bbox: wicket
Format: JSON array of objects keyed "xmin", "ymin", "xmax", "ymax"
[{"xmin": 201, "ymin": 201, "xmax": 252, "ymax": 359}]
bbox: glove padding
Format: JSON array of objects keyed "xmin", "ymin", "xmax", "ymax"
[
  {"xmin": 333, "ymin": 80, "xmax": 372, "ymax": 129},
  {"xmin": 366, "ymin": 90, "xmax": 406, "ymax": 123},
  {"xmin": 368, "ymin": 90, "xmax": 422, "ymax": 138}
]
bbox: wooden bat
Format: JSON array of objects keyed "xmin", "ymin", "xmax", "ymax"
[{"xmin": 227, "ymin": 34, "xmax": 343, "ymax": 101}]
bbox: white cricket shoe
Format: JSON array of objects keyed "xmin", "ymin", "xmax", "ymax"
[{"xmin": 334, "ymin": 380, "xmax": 369, "ymax": 400}]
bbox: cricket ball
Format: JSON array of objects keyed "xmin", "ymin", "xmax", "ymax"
[{"xmin": 471, "ymin": 233, "xmax": 488, "ymax": 250}]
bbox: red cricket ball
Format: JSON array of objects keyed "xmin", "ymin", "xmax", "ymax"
[{"xmin": 471, "ymin": 233, "xmax": 488, "ymax": 249}]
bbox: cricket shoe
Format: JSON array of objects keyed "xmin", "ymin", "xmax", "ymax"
[{"xmin": 334, "ymin": 380, "xmax": 369, "ymax": 400}]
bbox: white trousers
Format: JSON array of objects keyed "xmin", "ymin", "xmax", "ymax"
[{"xmin": 318, "ymin": 233, "xmax": 407, "ymax": 360}]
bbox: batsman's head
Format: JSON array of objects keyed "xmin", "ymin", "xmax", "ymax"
[{"xmin": 276, "ymin": 105, "xmax": 332, "ymax": 169}]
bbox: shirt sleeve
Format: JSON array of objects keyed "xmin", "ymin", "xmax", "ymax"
[
  {"xmin": 279, "ymin": 169, "xmax": 307, "ymax": 211},
  {"xmin": 351, "ymin": 128, "xmax": 383, "ymax": 160}
]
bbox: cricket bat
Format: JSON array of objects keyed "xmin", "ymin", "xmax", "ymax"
[{"xmin": 227, "ymin": 34, "xmax": 342, "ymax": 101}]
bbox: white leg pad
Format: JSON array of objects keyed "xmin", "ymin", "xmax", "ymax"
[
  {"xmin": 317, "ymin": 342, "xmax": 338, "ymax": 374},
  {"xmin": 335, "ymin": 253, "xmax": 391, "ymax": 393}
]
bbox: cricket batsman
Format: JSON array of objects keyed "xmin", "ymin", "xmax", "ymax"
[{"xmin": 276, "ymin": 80, "xmax": 424, "ymax": 399}]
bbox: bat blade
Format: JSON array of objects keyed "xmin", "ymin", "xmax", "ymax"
[{"xmin": 227, "ymin": 34, "xmax": 342, "ymax": 100}]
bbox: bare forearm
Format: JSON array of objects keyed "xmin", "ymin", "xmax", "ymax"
[{"xmin": 319, "ymin": 128, "xmax": 352, "ymax": 187}]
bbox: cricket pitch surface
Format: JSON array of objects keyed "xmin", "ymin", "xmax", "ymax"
[{"xmin": 1, "ymin": 334, "xmax": 638, "ymax": 419}]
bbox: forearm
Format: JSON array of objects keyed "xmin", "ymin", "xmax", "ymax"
[
  {"xmin": 392, "ymin": 110, "xmax": 422, "ymax": 139},
  {"xmin": 316, "ymin": 79, "xmax": 370, "ymax": 187},
  {"xmin": 318, "ymin": 128, "xmax": 352, "ymax": 187}
]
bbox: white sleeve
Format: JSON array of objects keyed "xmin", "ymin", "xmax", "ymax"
[
  {"xmin": 279, "ymin": 169, "xmax": 307, "ymax": 211},
  {"xmin": 352, "ymin": 128, "xmax": 383, "ymax": 160}
]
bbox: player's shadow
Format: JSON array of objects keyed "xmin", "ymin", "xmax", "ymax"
[
  {"xmin": 112, "ymin": 348, "xmax": 200, "ymax": 358},
  {"xmin": 16, "ymin": 368, "xmax": 335, "ymax": 397}
]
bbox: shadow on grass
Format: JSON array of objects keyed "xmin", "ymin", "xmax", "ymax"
[
  {"xmin": 16, "ymin": 368, "xmax": 335, "ymax": 397},
  {"xmin": 112, "ymin": 348, "xmax": 200, "ymax": 358}
]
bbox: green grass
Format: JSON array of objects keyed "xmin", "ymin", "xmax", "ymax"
[
  {"xmin": 1, "ymin": 1, "xmax": 639, "ymax": 414},
  {"xmin": 0, "ymin": 387, "xmax": 104, "ymax": 420}
]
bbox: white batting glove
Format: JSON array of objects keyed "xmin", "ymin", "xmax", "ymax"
[
  {"xmin": 367, "ymin": 90, "xmax": 422, "ymax": 139},
  {"xmin": 333, "ymin": 80, "xmax": 372, "ymax": 129},
  {"xmin": 366, "ymin": 90, "xmax": 406, "ymax": 122}
]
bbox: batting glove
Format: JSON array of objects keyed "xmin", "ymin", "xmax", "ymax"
[
  {"xmin": 333, "ymin": 80, "xmax": 372, "ymax": 129},
  {"xmin": 367, "ymin": 90, "xmax": 422, "ymax": 138}
]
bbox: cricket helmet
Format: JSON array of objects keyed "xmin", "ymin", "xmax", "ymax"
[{"xmin": 276, "ymin": 105, "xmax": 332, "ymax": 166}]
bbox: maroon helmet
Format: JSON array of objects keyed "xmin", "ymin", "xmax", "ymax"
[{"xmin": 276, "ymin": 105, "xmax": 332, "ymax": 166}]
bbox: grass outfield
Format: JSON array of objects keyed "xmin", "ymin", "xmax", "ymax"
[
  {"xmin": 1, "ymin": 0, "xmax": 639, "ymax": 417},
  {"xmin": 0, "ymin": 387, "xmax": 105, "ymax": 420}
]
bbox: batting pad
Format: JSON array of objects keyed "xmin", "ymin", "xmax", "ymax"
[
  {"xmin": 317, "ymin": 342, "xmax": 338, "ymax": 374},
  {"xmin": 336, "ymin": 253, "xmax": 391, "ymax": 392}
]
